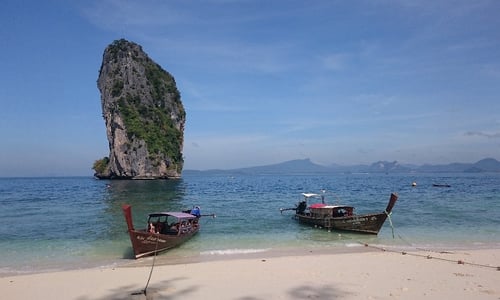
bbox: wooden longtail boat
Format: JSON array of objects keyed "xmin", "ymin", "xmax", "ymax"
[
  {"xmin": 122, "ymin": 204, "xmax": 201, "ymax": 259},
  {"xmin": 280, "ymin": 192, "xmax": 398, "ymax": 234}
]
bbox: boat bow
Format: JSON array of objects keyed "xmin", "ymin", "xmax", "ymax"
[
  {"xmin": 384, "ymin": 193, "xmax": 398, "ymax": 215},
  {"xmin": 122, "ymin": 204, "xmax": 134, "ymax": 231}
]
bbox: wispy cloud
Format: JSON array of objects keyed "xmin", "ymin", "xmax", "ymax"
[
  {"xmin": 80, "ymin": 0, "xmax": 188, "ymax": 29},
  {"xmin": 465, "ymin": 131, "xmax": 500, "ymax": 139},
  {"xmin": 321, "ymin": 53, "xmax": 349, "ymax": 71}
]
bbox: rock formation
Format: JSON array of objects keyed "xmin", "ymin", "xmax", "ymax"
[{"xmin": 93, "ymin": 39, "xmax": 185, "ymax": 179}]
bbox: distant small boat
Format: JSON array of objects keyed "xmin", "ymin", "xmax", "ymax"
[
  {"xmin": 122, "ymin": 205, "xmax": 202, "ymax": 259},
  {"xmin": 432, "ymin": 184, "xmax": 451, "ymax": 187},
  {"xmin": 280, "ymin": 192, "xmax": 398, "ymax": 235}
]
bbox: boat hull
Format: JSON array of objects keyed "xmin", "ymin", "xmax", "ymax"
[
  {"xmin": 294, "ymin": 212, "xmax": 388, "ymax": 234},
  {"xmin": 128, "ymin": 229, "xmax": 199, "ymax": 259},
  {"xmin": 294, "ymin": 193, "xmax": 398, "ymax": 235},
  {"xmin": 122, "ymin": 204, "xmax": 200, "ymax": 259}
]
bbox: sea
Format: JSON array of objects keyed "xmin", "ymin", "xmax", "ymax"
[{"xmin": 1, "ymin": 172, "xmax": 499, "ymax": 275}]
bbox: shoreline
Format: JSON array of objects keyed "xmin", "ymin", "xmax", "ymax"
[
  {"xmin": 2, "ymin": 241, "xmax": 500, "ymax": 277},
  {"xmin": 120, "ymin": 242, "xmax": 376, "ymax": 269},
  {"xmin": 2, "ymin": 247, "xmax": 499, "ymax": 299}
]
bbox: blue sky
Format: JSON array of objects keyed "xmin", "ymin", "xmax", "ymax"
[{"xmin": 1, "ymin": 0, "xmax": 499, "ymax": 176}]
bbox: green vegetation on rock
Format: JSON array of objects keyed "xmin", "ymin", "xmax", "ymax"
[
  {"xmin": 117, "ymin": 94, "xmax": 183, "ymax": 167},
  {"xmin": 92, "ymin": 157, "xmax": 109, "ymax": 174}
]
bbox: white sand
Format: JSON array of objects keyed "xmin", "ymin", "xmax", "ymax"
[{"xmin": 1, "ymin": 248, "xmax": 499, "ymax": 299}]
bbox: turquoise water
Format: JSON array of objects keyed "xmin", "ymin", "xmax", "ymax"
[{"xmin": 1, "ymin": 173, "xmax": 499, "ymax": 275}]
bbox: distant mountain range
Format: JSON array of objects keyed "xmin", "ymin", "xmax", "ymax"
[{"xmin": 184, "ymin": 158, "xmax": 500, "ymax": 175}]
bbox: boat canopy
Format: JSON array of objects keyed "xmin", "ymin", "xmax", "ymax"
[
  {"xmin": 302, "ymin": 193, "xmax": 320, "ymax": 198},
  {"xmin": 324, "ymin": 205, "xmax": 353, "ymax": 209},
  {"xmin": 312, "ymin": 205, "xmax": 354, "ymax": 209},
  {"xmin": 148, "ymin": 212, "xmax": 196, "ymax": 219}
]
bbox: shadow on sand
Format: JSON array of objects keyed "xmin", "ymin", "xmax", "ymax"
[{"xmin": 81, "ymin": 277, "xmax": 352, "ymax": 300}]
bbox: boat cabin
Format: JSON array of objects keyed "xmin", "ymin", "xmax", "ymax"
[
  {"xmin": 299, "ymin": 193, "xmax": 354, "ymax": 218},
  {"xmin": 309, "ymin": 204, "xmax": 354, "ymax": 218},
  {"xmin": 146, "ymin": 212, "xmax": 199, "ymax": 235}
]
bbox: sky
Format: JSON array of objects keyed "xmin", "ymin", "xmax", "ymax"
[{"xmin": 1, "ymin": 0, "xmax": 499, "ymax": 176}]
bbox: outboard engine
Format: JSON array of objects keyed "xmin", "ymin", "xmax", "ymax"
[{"xmin": 296, "ymin": 200, "xmax": 307, "ymax": 215}]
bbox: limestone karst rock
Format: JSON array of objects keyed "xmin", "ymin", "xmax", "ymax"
[{"xmin": 93, "ymin": 39, "xmax": 185, "ymax": 179}]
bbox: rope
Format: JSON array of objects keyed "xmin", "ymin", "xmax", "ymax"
[
  {"xmin": 132, "ymin": 233, "xmax": 160, "ymax": 296},
  {"xmin": 395, "ymin": 231, "xmax": 437, "ymax": 252},
  {"xmin": 360, "ymin": 242, "xmax": 500, "ymax": 271},
  {"xmin": 144, "ymin": 234, "xmax": 161, "ymax": 294},
  {"xmin": 384, "ymin": 210, "xmax": 394, "ymax": 239}
]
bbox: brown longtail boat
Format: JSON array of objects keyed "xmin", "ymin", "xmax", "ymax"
[
  {"xmin": 280, "ymin": 192, "xmax": 398, "ymax": 234},
  {"xmin": 122, "ymin": 204, "xmax": 202, "ymax": 259}
]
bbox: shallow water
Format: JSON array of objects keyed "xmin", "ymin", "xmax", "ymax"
[{"xmin": 0, "ymin": 173, "xmax": 499, "ymax": 275}]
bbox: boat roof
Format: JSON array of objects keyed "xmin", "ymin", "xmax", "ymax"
[
  {"xmin": 302, "ymin": 192, "xmax": 354, "ymax": 209},
  {"xmin": 148, "ymin": 212, "xmax": 196, "ymax": 219},
  {"xmin": 312, "ymin": 205, "xmax": 354, "ymax": 209},
  {"xmin": 310, "ymin": 203, "xmax": 353, "ymax": 209},
  {"xmin": 302, "ymin": 193, "xmax": 321, "ymax": 198}
]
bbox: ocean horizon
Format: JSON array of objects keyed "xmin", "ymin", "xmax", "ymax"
[{"xmin": 1, "ymin": 172, "xmax": 499, "ymax": 275}]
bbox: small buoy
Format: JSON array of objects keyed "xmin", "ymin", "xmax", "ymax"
[{"xmin": 412, "ymin": 182, "xmax": 417, "ymax": 187}]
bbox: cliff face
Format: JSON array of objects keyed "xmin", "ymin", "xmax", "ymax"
[{"xmin": 94, "ymin": 39, "xmax": 185, "ymax": 179}]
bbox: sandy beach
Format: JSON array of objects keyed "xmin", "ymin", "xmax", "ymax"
[{"xmin": 1, "ymin": 248, "xmax": 499, "ymax": 300}]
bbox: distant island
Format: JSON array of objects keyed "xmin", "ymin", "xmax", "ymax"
[{"xmin": 183, "ymin": 158, "xmax": 500, "ymax": 175}]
